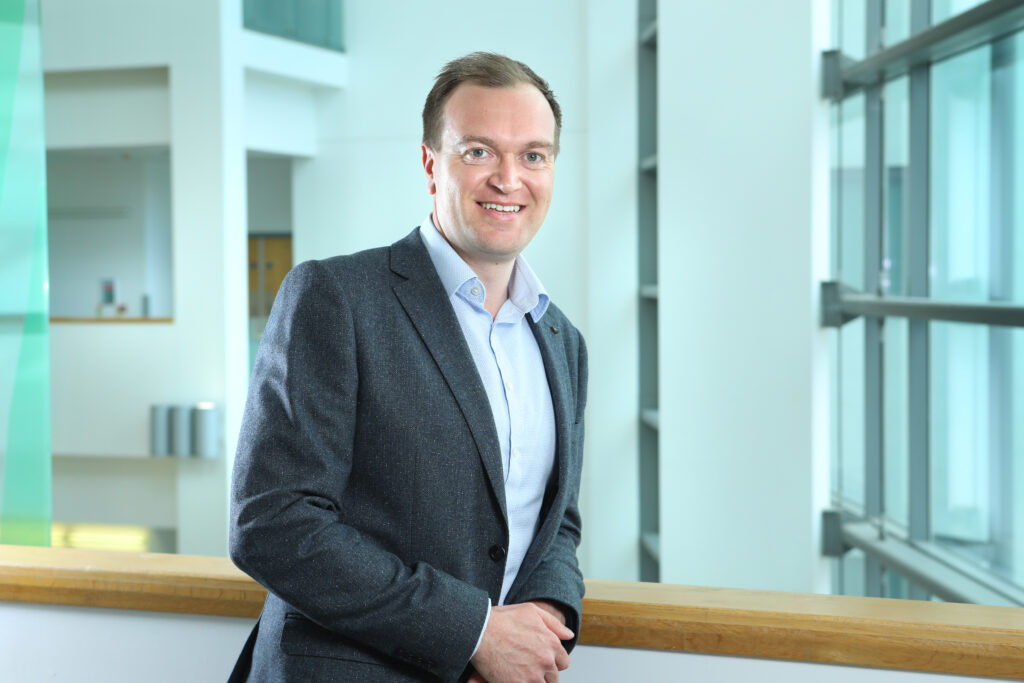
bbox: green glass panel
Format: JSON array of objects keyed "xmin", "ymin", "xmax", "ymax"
[
  {"xmin": 244, "ymin": 0, "xmax": 344, "ymax": 52},
  {"xmin": 0, "ymin": 0, "xmax": 51, "ymax": 546}
]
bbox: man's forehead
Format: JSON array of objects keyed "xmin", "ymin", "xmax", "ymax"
[{"xmin": 440, "ymin": 83, "xmax": 556, "ymax": 146}]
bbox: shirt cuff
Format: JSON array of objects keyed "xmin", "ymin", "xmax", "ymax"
[{"xmin": 470, "ymin": 598, "xmax": 492, "ymax": 658}]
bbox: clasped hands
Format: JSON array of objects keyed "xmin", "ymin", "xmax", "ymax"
[{"xmin": 468, "ymin": 600, "xmax": 572, "ymax": 683}]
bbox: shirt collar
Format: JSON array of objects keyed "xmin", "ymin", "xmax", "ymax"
[{"xmin": 418, "ymin": 215, "xmax": 550, "ymax": 322}]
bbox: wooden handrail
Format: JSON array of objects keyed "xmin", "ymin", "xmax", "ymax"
[{"xmin": 2, "ymin": 545, "xmax": 1024, "ymax": 679}]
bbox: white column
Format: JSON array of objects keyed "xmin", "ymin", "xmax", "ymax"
[
  {"xmin": 578, "ymin": 0, "xmax": 641, "ymax": 581},
  {"xmin": 656, "ymin": 0, "xmax": 832, "ymax": 593},
  {"xmin": 170, "ymin": 0, "xmax": 246, "ymax": 556}
]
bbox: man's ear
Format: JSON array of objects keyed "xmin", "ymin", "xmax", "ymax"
[{"xmin": 421, "ymin": 144, "xmax": 436, "ymax": 195}]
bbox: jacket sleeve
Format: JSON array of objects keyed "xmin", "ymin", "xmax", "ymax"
[
  {"xmin": 229, "ymin": 260, "xmax": 489, "ymax": 682},
  {"xmin": 512, "ymin": 331, "xmax": 588, "ymax": 652}
]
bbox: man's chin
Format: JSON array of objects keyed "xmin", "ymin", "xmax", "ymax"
[{"xmin": 472, "ymin": 237, "xmax": 534, "ymax": 263}]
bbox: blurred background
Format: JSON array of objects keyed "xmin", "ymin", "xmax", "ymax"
[{"xmin": 2, "ymin": 0, "xmax": 1023, "ymax": 608}]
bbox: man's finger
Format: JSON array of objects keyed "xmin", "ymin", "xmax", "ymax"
[
  {"xmin": 555, "ymin": 649, "xmax": 571, "ymax": 671},
  {"xmin": 536, "ymin": 606, "xmax": 574, "ymax": 641}
]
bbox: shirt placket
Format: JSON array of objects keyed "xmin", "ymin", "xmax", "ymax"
[{"xmin": 489, "ymin": 323, "xmax": 519, "ymax": 485}]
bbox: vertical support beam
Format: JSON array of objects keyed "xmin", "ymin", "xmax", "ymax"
[
  {"xmin": 863, "ymin": 0, "xmax": 885, "ymax": 598},
  {"xmin": 907, "ymin": 0, "xmax": 932, "ymax": 602}
]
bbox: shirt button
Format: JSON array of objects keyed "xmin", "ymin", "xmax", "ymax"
[
  {"xmin": 504, "ymin": 381, "xmax": 513, "ymax": 392},
  {"xmin": 489, "ymin": 544, "xmax": 506, "ymax": 562},
  {"xmin": 471, "ymin": 286, "xmax": 481, "ymax": 297},
  {"xmin": 512, "ymin": 447, "xmax": 520, "ymax": 459}
]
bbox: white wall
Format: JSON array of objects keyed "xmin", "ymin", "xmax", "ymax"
[
  {"xmin": 0, "ymin": 602, "xmax": 251, "ymax": 683},
  {"xmin": 579, "ymin": 0, "xmax": 640, "ymax": 581},
  {"xmin": 245, "ymin": 72, "xmax": 318, "ymax": 158},
  {"xmin": 44, "ymin": 67, "xmax": 170, "ymax": 150},
  {"xmin": 51, "ymin": 455, "xmax": 176, "ymax": 528},
  {"xmin": 655, "ymin": 0, "xmax": 833, "ymax": 592},
  {"xmin": 566, "ymin": 645, "xmax": 992, "ymax": 682}
]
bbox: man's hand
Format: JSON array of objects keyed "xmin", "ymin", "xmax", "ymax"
[
  {"xmin": 469, "ymin": 602, "xmax": 574, "ymax": 683},
  {"xmin": 526, "ymin": 600, "xmax": 567, "ymax": 627}
]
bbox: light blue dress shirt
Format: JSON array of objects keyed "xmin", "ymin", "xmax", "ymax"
[{"xmin": 418, "ymin": 217, "xmax": 557, "ymax": 613}]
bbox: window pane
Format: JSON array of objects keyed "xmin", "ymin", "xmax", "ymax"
[
  {"xmin": 928, "ymin": 32, "xmax": 1024, "ymax": 589},
  {"xmin": 930, "ymin": 322, "xmax": 990, "ymax": 549},
  {"xmin": 841, "ymin": 0, "xmax": 868, "ymax": 60},
  {"xmin": 841, "ymin": 319, "xmax": 866, "ymax": 508},
  {"xmin": 930, "ymin": 45, "xmax": 992, "ymax": 303},
  {"xmin": 929, "ymin": 323, "xmax": 1024, "ymax": 586},
  {"xmin": 883, "ymin": 77, "xmax": 909, "ymax": 296},
  {"xmin": 884, "ymin": 568, "xmax": 909, "ymax": 599},
  {"xmin": 840, "ymin": 93, "xmax": 866, "ymax": 289},
  {"xmin": 884, "ymin": 0, "xmax": 911, "ymax": 46},
  {"xmin": 842, "ymin": 548, "xmax": 867, "ymax": 596},
  {"xmin": 884, "ymin": 318, "xmax": 909, "ymax": 527},
  {"xmin": 243, "ymin": 0, "xmax": 344, "ymax": 52},
  {"xmin": 882, "ymin": 76, "xmax": 910, "ymax": 528}
]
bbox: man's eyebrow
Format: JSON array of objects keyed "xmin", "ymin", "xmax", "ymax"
[
  {"xmin": 522, "ymin": 140, "xmax": 555, "ymax": 152},
  {"xmin": 455, "ymin": 135, "xmax": 554, "ymax": 152},
  {"xmin": 455, "ymin": 135, "xmax": 497, "ymax": 148}
]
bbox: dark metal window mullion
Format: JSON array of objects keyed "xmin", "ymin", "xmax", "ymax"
[
  {"xmin": 864, "ymin": 0, "xmax": 886, "ymax": 598},
  {"xmin": 907, "ymin": 0, "xmax": 932, "ymax": 602}
]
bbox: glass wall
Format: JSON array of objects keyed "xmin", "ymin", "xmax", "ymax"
[
  {"xmin": 830, "ymin": 0, "xmax": 1024, "ymax": 599},
  {"xmin": 244, "ymin": 0, "xmax": 344, "ymax": 52},
  {"xmin": 0, "ymin": 0, "xmax": 51, "ymax": 546}
]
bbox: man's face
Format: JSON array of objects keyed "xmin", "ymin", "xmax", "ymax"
[{"xmin": 422, "ymin": 82, "xmax": 556, "ymax": 268}]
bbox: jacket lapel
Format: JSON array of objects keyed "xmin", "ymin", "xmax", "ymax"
[
  {"xmin": 389, "ymin": 230, "xmax": 508, "ymax": 522},
  {"xmin": 529, "ymin": 315, "xmax": 572, "ymax": 501}
]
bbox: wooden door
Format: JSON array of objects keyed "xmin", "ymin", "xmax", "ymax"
[{"xmin": 249, "ymin": 236, "xmax": 292, "ymax": 319}]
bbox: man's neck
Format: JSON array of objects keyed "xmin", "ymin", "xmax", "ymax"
[
  {"xmin": 430, "ymin": 215, "xmax": 516, "ymax": 319},
  {"xmin": 468, "ymin": 258, "xmax": 515, "ymax": 319}
]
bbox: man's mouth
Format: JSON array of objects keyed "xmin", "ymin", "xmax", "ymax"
[{"xmin": 478, "ymin": 202, "xmax": 523, "ymax": 213}]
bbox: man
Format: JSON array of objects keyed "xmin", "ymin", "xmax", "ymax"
[{"xmin": 230, "ymin": 52, "xmax": 587, "ymax": 682}]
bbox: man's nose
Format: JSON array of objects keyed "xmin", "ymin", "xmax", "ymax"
[{"xmin": 490, "ymin": 155, "xmax": 522, "ymax": 193}]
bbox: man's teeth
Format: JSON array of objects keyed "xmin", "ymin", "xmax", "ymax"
[{"xmin": 480, "ymin": 202, "xmax": 521, "ymax": 213}]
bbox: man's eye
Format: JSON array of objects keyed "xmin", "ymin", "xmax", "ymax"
[
  {"xmin": 468, "ymin": 149, "xmax": 488, "ymax": 158},
  {"xmin": 525, "ymin": 152, "xmax": 544, "ymax": 163}
]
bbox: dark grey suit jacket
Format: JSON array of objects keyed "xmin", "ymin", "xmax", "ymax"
[{"xmin": 229, "ymin": 228, "xmax": 587, "ymax": 682}]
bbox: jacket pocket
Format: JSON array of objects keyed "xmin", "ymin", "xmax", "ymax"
[{"xmin": 280, "ymin": 613, "xmax": 388, "ymax": 666}]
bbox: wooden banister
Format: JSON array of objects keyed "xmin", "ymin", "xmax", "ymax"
[{"xmin": 3, "ymin": 545, "xmax": 1024, "ymax": 679}]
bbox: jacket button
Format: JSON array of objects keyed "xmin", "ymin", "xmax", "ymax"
[{"xmin": 489, "ymin": 544, "xmax": 506, "ymax": 562}]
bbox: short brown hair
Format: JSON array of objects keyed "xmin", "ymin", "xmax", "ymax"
[{"xmin": 422, "ymin": 52, "xmax": 562, "ymax": 155}]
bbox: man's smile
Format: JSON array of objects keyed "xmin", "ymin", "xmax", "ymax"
[{"xmin": 478, "ymin": 202, "xmax": 523, "ymax": 213}]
